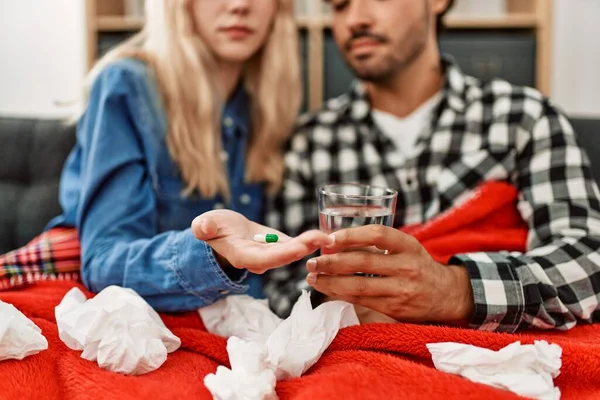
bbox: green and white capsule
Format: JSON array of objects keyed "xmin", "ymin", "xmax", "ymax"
[{"xmin": 253, "ymin": 233, "xmax": 279, "ymax": 243}]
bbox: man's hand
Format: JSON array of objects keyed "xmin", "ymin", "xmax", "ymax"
[
  {"xmin": 305, "ymin": 225, "xmax": 474, "ymax": 324},
  {"xmin": 192, "ymin": 210, "xmax": 333, "ymax": 274}
]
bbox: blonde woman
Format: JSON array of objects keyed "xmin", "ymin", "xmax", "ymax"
[{"xmin": 37, "ymin": 0, "xmax": 331, "ymax": 310}]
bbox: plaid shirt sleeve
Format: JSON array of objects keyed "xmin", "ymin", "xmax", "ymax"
[
  {"xmin": 264, "ymin": 128, "xmax": 320, "ymax": 315},
  {"xmin": 450, "ymin": 101, "xmax": 600, "ymax": 332}
]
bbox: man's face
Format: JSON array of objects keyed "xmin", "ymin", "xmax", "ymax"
[{"xmin": 329, "ymin": 0, "xmax": 433, "ymax": 83}]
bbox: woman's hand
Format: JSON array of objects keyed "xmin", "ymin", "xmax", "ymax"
[{"xmin": 192, "ymin": 210, "xmax": 333, "ymax": 274}]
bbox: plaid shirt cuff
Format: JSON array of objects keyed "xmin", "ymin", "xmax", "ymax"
[{"xmin": 449, "ymin": 252, "xmax": 526, "ymax": 333}]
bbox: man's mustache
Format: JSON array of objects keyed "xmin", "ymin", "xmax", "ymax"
[{"xmin": 344, "ymin": 30, "xmax": 388, "ymax": 52}]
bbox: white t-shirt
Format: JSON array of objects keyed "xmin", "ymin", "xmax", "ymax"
[{"xmin": 371, "ymin": 92, "xmax": 443, "ymax": 156}]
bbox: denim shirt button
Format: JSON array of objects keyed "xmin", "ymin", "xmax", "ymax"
[
  {"xmin": 239, "ymin": 194, "xmax": 252, "ymax": 205},
  {"xmin": 223, "ymin": 117, "xmax": 234, "ymax": 128},
  {"xmin": 214, "ymin": 202, "xmax": 225, "ymax": 210},
  {"xmin": 220, "ymin": 151, "xmax": 229, "ymax": 162}
]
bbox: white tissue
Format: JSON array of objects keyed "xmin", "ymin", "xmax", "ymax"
[
  {"xmin": 200, "ymin": 291, "xmax": 359, "ymax": 400},
  {"xmin": 200, "ymin": 295, "xmax": 282, "ymax": 343},
  {"xmin": 204, "ymin": 337, "xmax": 277, "ymax": 400},
  {"xmin": 266, "ymin": 291, "xmax": 359, "ymax": 380},
  {"xmin": 427, "ymin": 340, "xmax": 562, "ymax": 400},
  {"xmin": 55, "ymin": 286, "xmax": 181, "ymax": 375},
  {"xmin": 0, "ymin": 300, "xmax": 48, "ymax": 361}
]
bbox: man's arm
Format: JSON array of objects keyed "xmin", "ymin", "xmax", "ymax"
[{"xmin": 451, "ymin": 102, "xmax": 600, "ymax": 332}]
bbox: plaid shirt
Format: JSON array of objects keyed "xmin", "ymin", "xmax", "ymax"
[{"xmin": 264, "ymin": 56, "xmax": 600, "ymax": 333}]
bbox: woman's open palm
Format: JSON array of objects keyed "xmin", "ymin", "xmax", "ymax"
[{"xmin": 192, "ymin": 210, "xmax": 332, "ymax": 274}]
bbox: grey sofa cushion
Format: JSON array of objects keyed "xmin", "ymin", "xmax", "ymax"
[
  {"xmin": 572, "ymin": 118, "xmax": 600, "ymax": 183},
  {"xmin": 0, "ymin": 118, "xmax": 76, "ymax": 254}
]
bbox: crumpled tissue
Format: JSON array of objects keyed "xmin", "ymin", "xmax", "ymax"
[
  {"xmin": 200, "ymin": 296, "xmax": 283, "ymax": 344},
  {"xmin": 55, "ymin": 286, "xmax": 181, "ymax": 375},
  {"xmin": 427, "ymin": 340, "xmax": 562, "ymax": 400},
  {"xmin": 0, "ymin": 300, "xmax": 48, "ymax": 361},
  {"xmin": 200, "ymin": 290, "xmax": 359, "ymax": 400}
]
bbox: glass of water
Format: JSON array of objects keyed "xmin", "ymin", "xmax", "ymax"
[{"xmin": 317, "ymin": 183, "xmax": 398, "ymax": 235}]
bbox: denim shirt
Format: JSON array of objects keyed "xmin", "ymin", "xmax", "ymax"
[{"xmin": 47, "ymin": 58, "xmax": 264, "ymax": 312}]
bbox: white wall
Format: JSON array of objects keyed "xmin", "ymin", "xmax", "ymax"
[
  {"xmin": 551, "ymin": 0, "xmax": 600, "ymax": 118},
  {"xmin": 0, "ymin": 1, "xmax": 87, "ymax": 119}
]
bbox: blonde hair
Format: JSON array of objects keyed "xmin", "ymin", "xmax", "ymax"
[{"xmin": 86, "ymin": 0, "xmax": 301, "ymax": 198}]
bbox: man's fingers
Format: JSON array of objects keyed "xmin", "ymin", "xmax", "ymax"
[
  {"xmin": 306, "ymin": 251, "xmax": 415, "ymax": 276},
  {"xmin": 306, "ymin": 274, "xmax": 399, "ymax": 297},
  {"xmin": 327, "ymin": 225, "xmax": 421, "ymax": 254}
]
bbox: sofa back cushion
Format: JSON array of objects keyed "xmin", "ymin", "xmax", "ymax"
[{"xmin": 0, "ymin": 118, "xmax": 76, "ymax": 253}]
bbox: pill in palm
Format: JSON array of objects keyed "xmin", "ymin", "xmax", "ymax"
[{"xmin": 253, "ymin": 234, "xmax": 279, "ymax": 243}]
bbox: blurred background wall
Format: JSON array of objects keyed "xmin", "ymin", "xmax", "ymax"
[
  {"xmin": 0, "ymin": 0, "xmax": 87, "ymax": 118},
  {"xmin": 551, "ymin": 0, "xmax": 600, "ymax": 117},
  {"xmin": 0, "ymin": 0, "xmax": 598, "ymax": 119}
]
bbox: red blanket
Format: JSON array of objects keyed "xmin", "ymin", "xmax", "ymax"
[
  {"xmin": 401, "ymin": 181, "xmax": 528, "ymax": 264},
  {"xmin": 1, "ymin": 182, "xmax": 599, "ymax": 400}
]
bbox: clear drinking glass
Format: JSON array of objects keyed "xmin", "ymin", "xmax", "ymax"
[{"xmin": 317, "ymin": 183, "xmax": 398, "ymax": 235}]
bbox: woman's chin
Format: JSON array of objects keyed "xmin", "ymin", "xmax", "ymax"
[{"xmin": 214, "ymin": 46, "xmax": 261, "ymax": 65}]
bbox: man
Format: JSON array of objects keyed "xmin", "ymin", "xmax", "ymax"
[
  {"xmin": 261, "ymin": 0, "xmax": 600, "ymax": 332},
  {"xmin": 195, "ymin": 0, "xmax": 600, "ymax": 332}
]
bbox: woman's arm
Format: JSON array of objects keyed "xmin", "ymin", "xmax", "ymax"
[{"xmin": 75, "ymin": 64, "xmax": 245, "ymax": 312}]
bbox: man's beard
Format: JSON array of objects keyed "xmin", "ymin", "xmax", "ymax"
[
  {"xmin": 348, "ymin": 40, "xmax": 427, "ymax": 84},
  {"xmin": 342, "ymin": 7, "xmax": 430, "ymax": 84}
]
